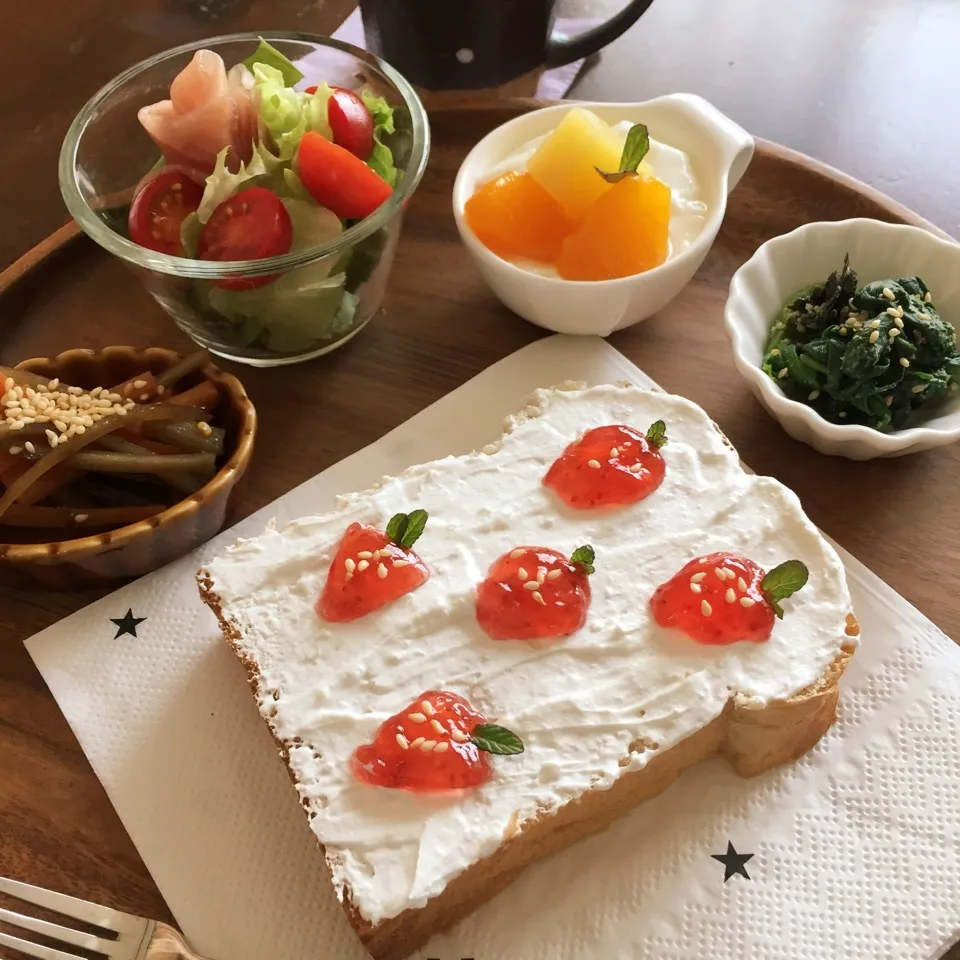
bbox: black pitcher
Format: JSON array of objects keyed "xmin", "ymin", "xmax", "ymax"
[{"xmin": 358, "ymin": 0, "xmax": 659, "ymax": 92}]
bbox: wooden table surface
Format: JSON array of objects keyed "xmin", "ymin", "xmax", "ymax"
[{"xmin": 2, "ymin": 1, "xmax": 959, "ymax": 958}]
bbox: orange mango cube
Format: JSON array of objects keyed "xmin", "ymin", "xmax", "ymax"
[
  {"xmin": 464, "ymin": 172, "xmax": 578, "ymax": 264},
  {"xmin": 557, "ymin": 174, "xmax": 672, "ymax": 281}
]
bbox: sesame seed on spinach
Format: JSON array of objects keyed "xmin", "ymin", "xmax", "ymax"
[{"xmin": 762, "ymin": 254, "xmax": 960, "ymax": 431}]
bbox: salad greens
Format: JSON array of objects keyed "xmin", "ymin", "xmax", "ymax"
[
  {"xmin": 362, "ymin": 90, "xmax": 399, "ymax": 187},
  {"xmin": 253, "ymin": 65, "xmax": 333, "ymax": 158},
  {"xmin": 242, "ymin": 38, "xmax": 304, "ymax": 87},
  {"xmin": 175, "ymin": 39, "xmax": 401, "ymax": 354},
  {"xmin": 763, "ymin": 255, "xmax": 960, "ymax": 431},
  {"xmin": 199, "ymin": 197, "xmax": 359, "ymax": 352}
]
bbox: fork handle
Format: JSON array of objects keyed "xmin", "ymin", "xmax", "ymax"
[{"xmin": 146, "ymin": 922, "xmax": 211, "ymax": 960}]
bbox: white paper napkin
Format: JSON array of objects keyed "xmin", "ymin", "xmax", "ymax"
[{"xmin": 25, "ymin": 336, "xmax": 960, "ymax": 960}]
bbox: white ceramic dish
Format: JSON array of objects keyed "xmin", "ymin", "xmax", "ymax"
[
  {"xmin": 452, "ymin": 94, "xmax": 754, "ymax": 336},
  {"xmin": 724, "ymin": 218, "xmax": 960, "ymax": 460}
]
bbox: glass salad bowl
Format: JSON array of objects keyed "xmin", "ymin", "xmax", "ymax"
[{"xmin": 59, "ymin": 33, "xmax": 430, "ymax": 367}]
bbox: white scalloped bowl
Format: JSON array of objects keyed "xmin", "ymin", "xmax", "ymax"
[{"xmin": 724, "ymin": 218, "xmax": 960, "ymax": 459}]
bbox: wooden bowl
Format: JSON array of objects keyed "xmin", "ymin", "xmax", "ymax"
[{"xmin": 0, "ymin": 346, "xmax": 256, "ymax": 587}]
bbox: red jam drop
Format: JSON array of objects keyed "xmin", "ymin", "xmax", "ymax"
[
  {"xmin": 476, "ymin": 546, "xmax": 591, "ymax": 641},
  {"xmin": 352, "ymin": 690, "xmax": 492, "ymax": 791},
  {"xmin": 650, "ymin": 552, "xmax": 775, "ymax": 645},
  {"xmin": 316, "ymin": 522, "xmax": 429, "ymax": 623},
  {"xmin": 543, "ymin": 424, "xmax": 666, "ymax": 509}
]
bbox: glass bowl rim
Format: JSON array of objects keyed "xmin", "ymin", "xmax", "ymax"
[{"xmin": 58, "ymin": 31, "xmax": 431, "ymax": 279}]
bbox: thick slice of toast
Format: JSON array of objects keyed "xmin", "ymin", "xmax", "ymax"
[{"xmin": 198, "ymin": 383, "xmax": 858, "ymax": 960}]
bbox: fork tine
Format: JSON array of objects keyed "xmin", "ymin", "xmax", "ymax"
[
  {"xmin": 0, "ymin": 877, "xmax": 124, "ymax": 931},
  {"xmin": 0, "ymin": 905, "xmax": 115, "ymax": 954},
  {"xmin": 0, "ymin": 930, "xmax": 85, "ymax": 960}
]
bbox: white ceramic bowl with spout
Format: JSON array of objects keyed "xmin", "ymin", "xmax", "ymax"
[{"xmin": 452, "ymin": 94, "xmax": 754, "ymax": 336}]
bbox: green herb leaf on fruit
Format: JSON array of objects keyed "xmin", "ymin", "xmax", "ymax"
[
  {"xmin": 760, "ymin": 560, "xmax": 809, "ymax": 619},
  {"xmin": 595, "ymin": 123, "xmax": 650, "ymax": 184},
  {"xmin": 570, "ymin": 544, "xmax": 596, "ymax": 575},
  {"xmin": 385, "ymin": 512, "xmax": 407, "ymax": 544},
  {"xmin": 401, "ymin": 509, "xmax": 428, "ymax": 547},
  {"xmin": 242, "ymin": 38, "xmax": 304, "ymax": 86},
  {"xmin": 386, "ymin": 509, "xmax": 428, "ymax": 548},
  {"xmin": 470, "ymin": 724, "xmax": 524, "ymax": 756},
  {"xmin": 646, "ymin": 419, "xmax": 668, "ymax": 448},
  {"xmin": 619, "ymin": 123, "xmax": 651, "ymax": 173}
]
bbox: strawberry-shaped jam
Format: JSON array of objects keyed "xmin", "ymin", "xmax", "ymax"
[
  {"xmin": 543, "ymin": 422, "xmax": 667, "ymax": 509},
  {"xmin": 650, "ymin": 552, "xmax": 809, "ymax": 645},
  {"xmin": 316, "ymin": 509, "xmax": 430, "ymax": 623},
  {"xmin": 352, "ymin": 690, "xmax": 524, "ymax": 792},
  {"xmin": 476, "ymin": 545, "xmax": 595, "ymax": 641}
]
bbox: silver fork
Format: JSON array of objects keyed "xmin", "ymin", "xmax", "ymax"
[{"xmin": 0, "ymin": 877, "xmax": 208, "ymax": 960}]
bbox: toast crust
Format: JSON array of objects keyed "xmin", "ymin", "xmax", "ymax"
[{"xmin": 197, "ymin": 382, "xmax": 859, "ymax": 960}]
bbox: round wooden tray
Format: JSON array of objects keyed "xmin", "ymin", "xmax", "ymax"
[{"xmin": 1, "ymin": 101, "xmax": 958, "ymax": 959}]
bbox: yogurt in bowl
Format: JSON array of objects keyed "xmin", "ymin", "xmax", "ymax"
[
  {"xmin": 453, "ymin": 95, "xmax": 754, "ymax": 336},
  {"xmin": 479, "ymin": 118, "xmax": 708, "ymax": 276}
]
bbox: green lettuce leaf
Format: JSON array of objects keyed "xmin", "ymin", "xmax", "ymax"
[
  {"xmin": 242, "ymin": 38, "xmax": 304, "ymax": 87},
  {"xmin": 281, "ymin": 197, "xmax": 343, "ymax": 269},
  {"xmin": 197, "ymin": 143, "xmax": 284, "ymax": 223},
  {"xmin": 331, "ymin": 290, "xmax": 360, "ymax": 335},
  {"xmin": 361, "ymin": 90, "xmax": 398, "ymax": 187},
  {"xmin": 208, "ymin": 271, "xmax": 346, "ymax": 336},
  {"xmin": 279, "ymin": 168, "xmax": 312, "ymax": 201},
  {"xmin": 180, "ymin": 211, "xmax": 202, "ymax": 258},
  {"xmin": 252, "ymin": 64, "xmax": 333, "ymax": 158},
  {"xmin": 361, "ymin": 90, "xmax": 395, "ymax": 133},
  {"xmin": 253, "ymin": 64, "xmax": 302, "ymax": 142}
]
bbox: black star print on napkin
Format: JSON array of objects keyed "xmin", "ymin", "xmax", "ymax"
[
  {"xmin": 711, "ymin": 842, "xmax": 754, "ymax": 881},
  {"xmin": 110, "ymin": 609, "xmax": 146, "ymax": 639}
]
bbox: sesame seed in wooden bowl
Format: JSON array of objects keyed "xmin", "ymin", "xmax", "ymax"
[{"xmin": 0, "ymin": 345, "xmax": 256, "ymax": 587}]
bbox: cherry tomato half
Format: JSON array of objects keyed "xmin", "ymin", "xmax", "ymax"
[
  {"xmin": 297, "ymin": 131, "xmax": 392, "ymax": 221},
  {"xmin": 303, "ymin": 85, "xmax": 375, "ymax": 161},
  {"xmin": 128, "ymin": 168, "xmax": 203, "ymax": 256},
  {"xmin": 197, "ymin": 187, "xmax": 293, "ymax": 290},
  {"xmin": 328, "ymin": 87, "xmax": 375, "ymax": 161}
]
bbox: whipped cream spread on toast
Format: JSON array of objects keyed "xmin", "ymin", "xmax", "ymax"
[{"xmin": 201, "ymin": 383, "xmax": 854, "ymax": 925}]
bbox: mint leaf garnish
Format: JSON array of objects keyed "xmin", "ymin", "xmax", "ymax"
[
  {"xmin": 400, "ymin": 509, "xmax": 428, "ymax": 548},
  {"xmin": 619, "ymin": 123, "xmax": 651, "ymax": 173},
  {"xmin": 471, "ymin": 724, "xmax": 524, "ymax": 756},
  {"xmin": 760, "ymin": 560, "xmax": 809, "ymax": 619},
  {"xmin": 385, "ymin": 512, "xmax": 408, "ymax": 544},
  {"xmin": 646, "ymin": 420, "xmax": 668, "ymax": 448},
  {"xmin": 385, "ymin": 509, "xmax": 428, "ymax": 548},
  {"xmin": 595, "ymin": 123, "xmax": 651, "ymax": 184},
  {"xmin": 570, "ymin": 544, "xmax": 596, "ymax": 575}
]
